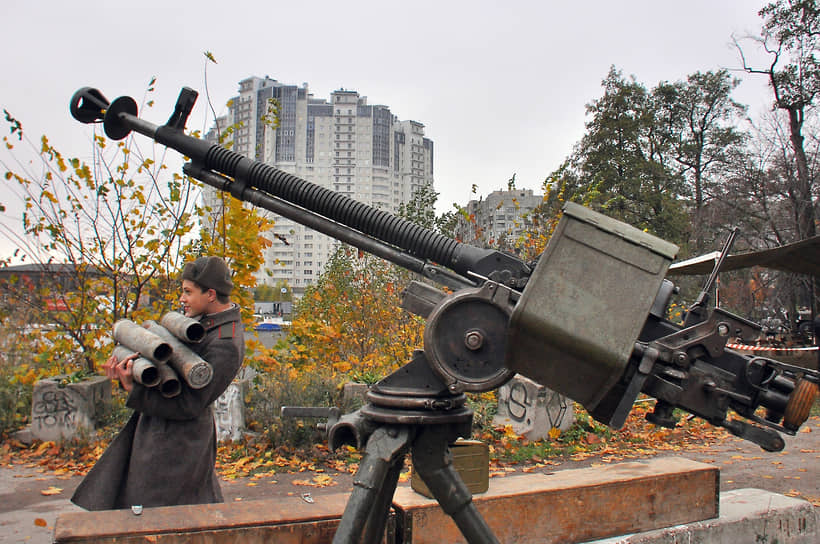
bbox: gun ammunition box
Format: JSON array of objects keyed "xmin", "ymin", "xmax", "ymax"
[
  {"xmin": 410, "ymin": 439, "xmax": 489, "ymax": 498},
  {"xmin": 506, "ymin": 202, "xmax": 678, "ymax": 422}
]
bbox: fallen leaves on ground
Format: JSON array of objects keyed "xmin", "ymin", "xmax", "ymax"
[
  {"xmin": 292, "ymin": 474, "xmax": 337, "ymax": 487},
  {"xmin": 0, "ymin": 410, "xmax": 817, "ymax": 494},
  {"xmin": 0, "ymin": 438, "xmax": 105, "ymax": 477}
]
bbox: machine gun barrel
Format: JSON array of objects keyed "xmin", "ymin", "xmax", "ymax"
[
  {"xmin": 183, "ymin": 164, "xmax": 472, "ymax": 290},
  {"xmin": 69, "ymin": 87, "xmax": 530, "ymax": 288}
]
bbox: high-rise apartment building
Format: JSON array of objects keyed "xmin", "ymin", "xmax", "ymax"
[
  {"xmin": 204, "ymin": 76, "xmax": 435, "ymax": 291},
  {"xmin": 455, "ymin": 189, "xmax": 544, "ymax": 249}
]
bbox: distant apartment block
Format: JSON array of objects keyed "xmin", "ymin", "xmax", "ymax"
[
  {"xmin": 204, "ymin": 76, "xmax": 434, "ymax": 291},
  {"xmin": 455, "ymin": 189, "xmax": 544, "ymax": 249}
]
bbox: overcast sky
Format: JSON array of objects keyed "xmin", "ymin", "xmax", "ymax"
[{"xmin": 1, "ymin": 0, "xmax": 775, "ymax": 258}]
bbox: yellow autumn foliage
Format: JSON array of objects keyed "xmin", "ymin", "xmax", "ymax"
[{"xmin": 257, "ymin": 246, "xmax": 423, "ymax": 385}]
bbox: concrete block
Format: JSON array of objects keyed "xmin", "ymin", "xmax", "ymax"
[
  {"xmin": 10, "ymin": 425, "xmax": 34, "ymax": 445},
  {"xmin": 342, "ymin": 382, "xmax": 370, "ymax": 406},
  {"xmin": 215, "ymin": 379, "xmax": 249, "ymax": 442},
  {"xmin": 586, "ymin": 488, "xmax": 818, "ymax": 544},
  {"xmin": 54, "ymin": 492, "xmax": 392, "ymax": 544},
  {"xmin": 30, "ymin": 375, "xmax": 111, "ymax": 442},
  {"xmin": 392, "ymin": 456, "xmax": 718, "ymax": 543},
  {"xmin": 493, "ymin": 374, "xmax": 575, "ymax": 441}
]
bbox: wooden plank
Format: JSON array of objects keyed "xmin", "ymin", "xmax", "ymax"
[
  {"xmin": 391, "ymin": 456, "xmax": 719, "ymax": 544},
  {"xmin": 54, "ymin": 493, "xmax": 353, "ymax": 544}
]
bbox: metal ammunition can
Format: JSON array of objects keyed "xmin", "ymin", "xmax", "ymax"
[
  {"xmin": 410, "ymin": 439, "xmax": 489, "ymax": 498},
  {"xmin": 506, "ymin": 202, "xmax": 678, "ymax": 419}
]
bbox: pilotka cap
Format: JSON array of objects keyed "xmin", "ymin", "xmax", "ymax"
[{"xmin": 181, "ymin": 256, "xmax": 234, "ymax": 295}]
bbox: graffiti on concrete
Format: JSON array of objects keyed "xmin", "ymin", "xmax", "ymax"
[
  {"xmin": 32, "ymin": 388, "xmax": 80, "ymax": 431},
  {"xmin": 493, "ymin": 374, "xmax": 575, "ymax": 441},
  {"xmin": 507, "ymin": 380, "xmax": 531, "ymax": 422},
  {"xmin": 30, "ymin": 375, "xmax": 111, "ymax": 442},
  {"xmin": 214, "ymin": 382, "xmax": 245, "ymax": 442}
]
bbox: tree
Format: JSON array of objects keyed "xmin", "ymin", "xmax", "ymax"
[
  {"xmin": 264, "ymin": 246, "xmax": 423, "ymax": 383},
  {"xmin": 334, "ymin": 248, "xmax": 421, "ymax": 375},
  {"xmin": 195, "ymin": 54, "xmax": 277, "ymax": 337},
  {"xmin": 197, "ymin": 193, "xmax": 272, "ymax": 327},
  {"xmin": 254, "ymin": 283, "xmax": 277, "ymax": 302},
  {"xmin": 0, "ymin": 76, "xmax": 274, "ymax": 376},
  {"xmin": 397, "ymin": 183, "xmax": 453, "ymax": 232},
  {"xmin": 656, "ymin": 70, "xmax": 748, "ymax": 253},
  {"xmin": 709, "ymin": 110, "xmax": 819, "ymax": 321},
  {"xmin": 735, "ymin": 0, "xmax": 820, "ymax": 308},
  {"xmin": 254, "ymin": 281, "xmax": 292, "ymax": 302},
  {"xmin": 259, "ymin": 182, "xmax": 459, "ymax": 382},
  {"xmin": 1, "ymin": 86, "xmax": 199, "ymax": 374},
  {"xmin": 542, "ymin": 67, "xmax": 689, "ymax": 243}
]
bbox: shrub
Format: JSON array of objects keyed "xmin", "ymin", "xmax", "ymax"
[
  {"xmin": 0, "ymin": 371, "xmax": 31, "ymax": 438},
  {"xmin": 467, "ymin": 391, "xmax": 498, "ymax": 435},
  {"xmin": 245, "ymin": 363, "xmax": 343, "ymax": 449}
]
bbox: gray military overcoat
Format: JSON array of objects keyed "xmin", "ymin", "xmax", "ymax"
[{"xmin": 71, "ymin": 304, "xmax": 244, "ymax": 510}]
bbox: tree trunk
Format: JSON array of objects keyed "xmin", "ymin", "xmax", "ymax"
[
  {"xmin": 785, "ymin": 107, "xmax": 819, "ymax": 315},
  {"xmin": 786, "ymin": 109, "xmax": 815, "ymax": 239}
]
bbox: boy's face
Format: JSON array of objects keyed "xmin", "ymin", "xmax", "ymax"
[{"xmin": 180, "ymin": 279, "xmax": 214, "ymax": 317}]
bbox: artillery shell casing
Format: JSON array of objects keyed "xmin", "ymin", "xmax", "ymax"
[
  {"xmin": 144, "ymin": 321, "xmax": 213, "ymax": 389},
  {"xmin": 112, "ymin": 345, "xmax": 161, "ymax": 387},
  {"xmin": 155, "ymin": 361, "xmax": 182, "ymax": 398},
  {"xmin": 112, "ymin": 319, "xmax": 172, "ymax": 363},
  {"xmin": 160, "ymin": 311, "xmax": 205, "ymax": 343}
]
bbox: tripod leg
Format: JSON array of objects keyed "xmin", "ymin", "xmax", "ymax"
[
  {"xmin": 333, "ymin": 425, "xmax": 412, "ymax": 544},
  {"xmin": 412, "ymin": 426, "xmax": 500, "ymax": 544},
  {"xmin": 362, "ymin": 457, "xmax": 405, "ymax": 543}
]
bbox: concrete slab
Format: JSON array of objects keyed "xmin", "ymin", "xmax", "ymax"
[
  {"xmin": 392, "ymin": 457, "xmax": 718, "ymax": 543},
  {"xmin": 54, "ymin": 492, "xmax": 352, "ymax": 543},
  {"xmin": 586, "ymin": 488, "xmax": 818, "ymax": 544}
]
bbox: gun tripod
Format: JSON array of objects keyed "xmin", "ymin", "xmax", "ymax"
[{"xmin": 329, "ymin": 352, "xmax": 500, "ymax": 544}]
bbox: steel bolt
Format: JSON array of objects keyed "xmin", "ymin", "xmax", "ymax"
[
  {"xmin": 464, "ymin": 330, "xmax": 484, "ymax": 350},
  {"xmin": 717, "ymin": 323, "xmax": 730, "ymax": 337}
]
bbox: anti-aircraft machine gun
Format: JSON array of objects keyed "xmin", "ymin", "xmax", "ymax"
[{"xmin": 70, "ymin": 86, "xmax": 819, "ymax": 544}]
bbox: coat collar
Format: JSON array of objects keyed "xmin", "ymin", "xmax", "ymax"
[{"xmin": 198, "ymin": 303, "xmax": 241, "ymax": 331}]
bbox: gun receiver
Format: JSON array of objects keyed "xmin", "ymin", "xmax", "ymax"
[{"xmin": 71, "ymin": 86, "xmax": 818, "ymax": 452}]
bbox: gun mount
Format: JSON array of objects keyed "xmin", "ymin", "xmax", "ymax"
[{"xmin": 72, "ymin": 86, "xmax": 819, "ymax": 543}]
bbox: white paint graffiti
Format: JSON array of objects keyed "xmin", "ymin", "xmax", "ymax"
[
  {"xmin": 493, "ymin": 374, "xmax": 575, "ymax": 441},
  {"xmin": 214, "ymin": 382, "xmax": 245, "ymax": 442}
]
